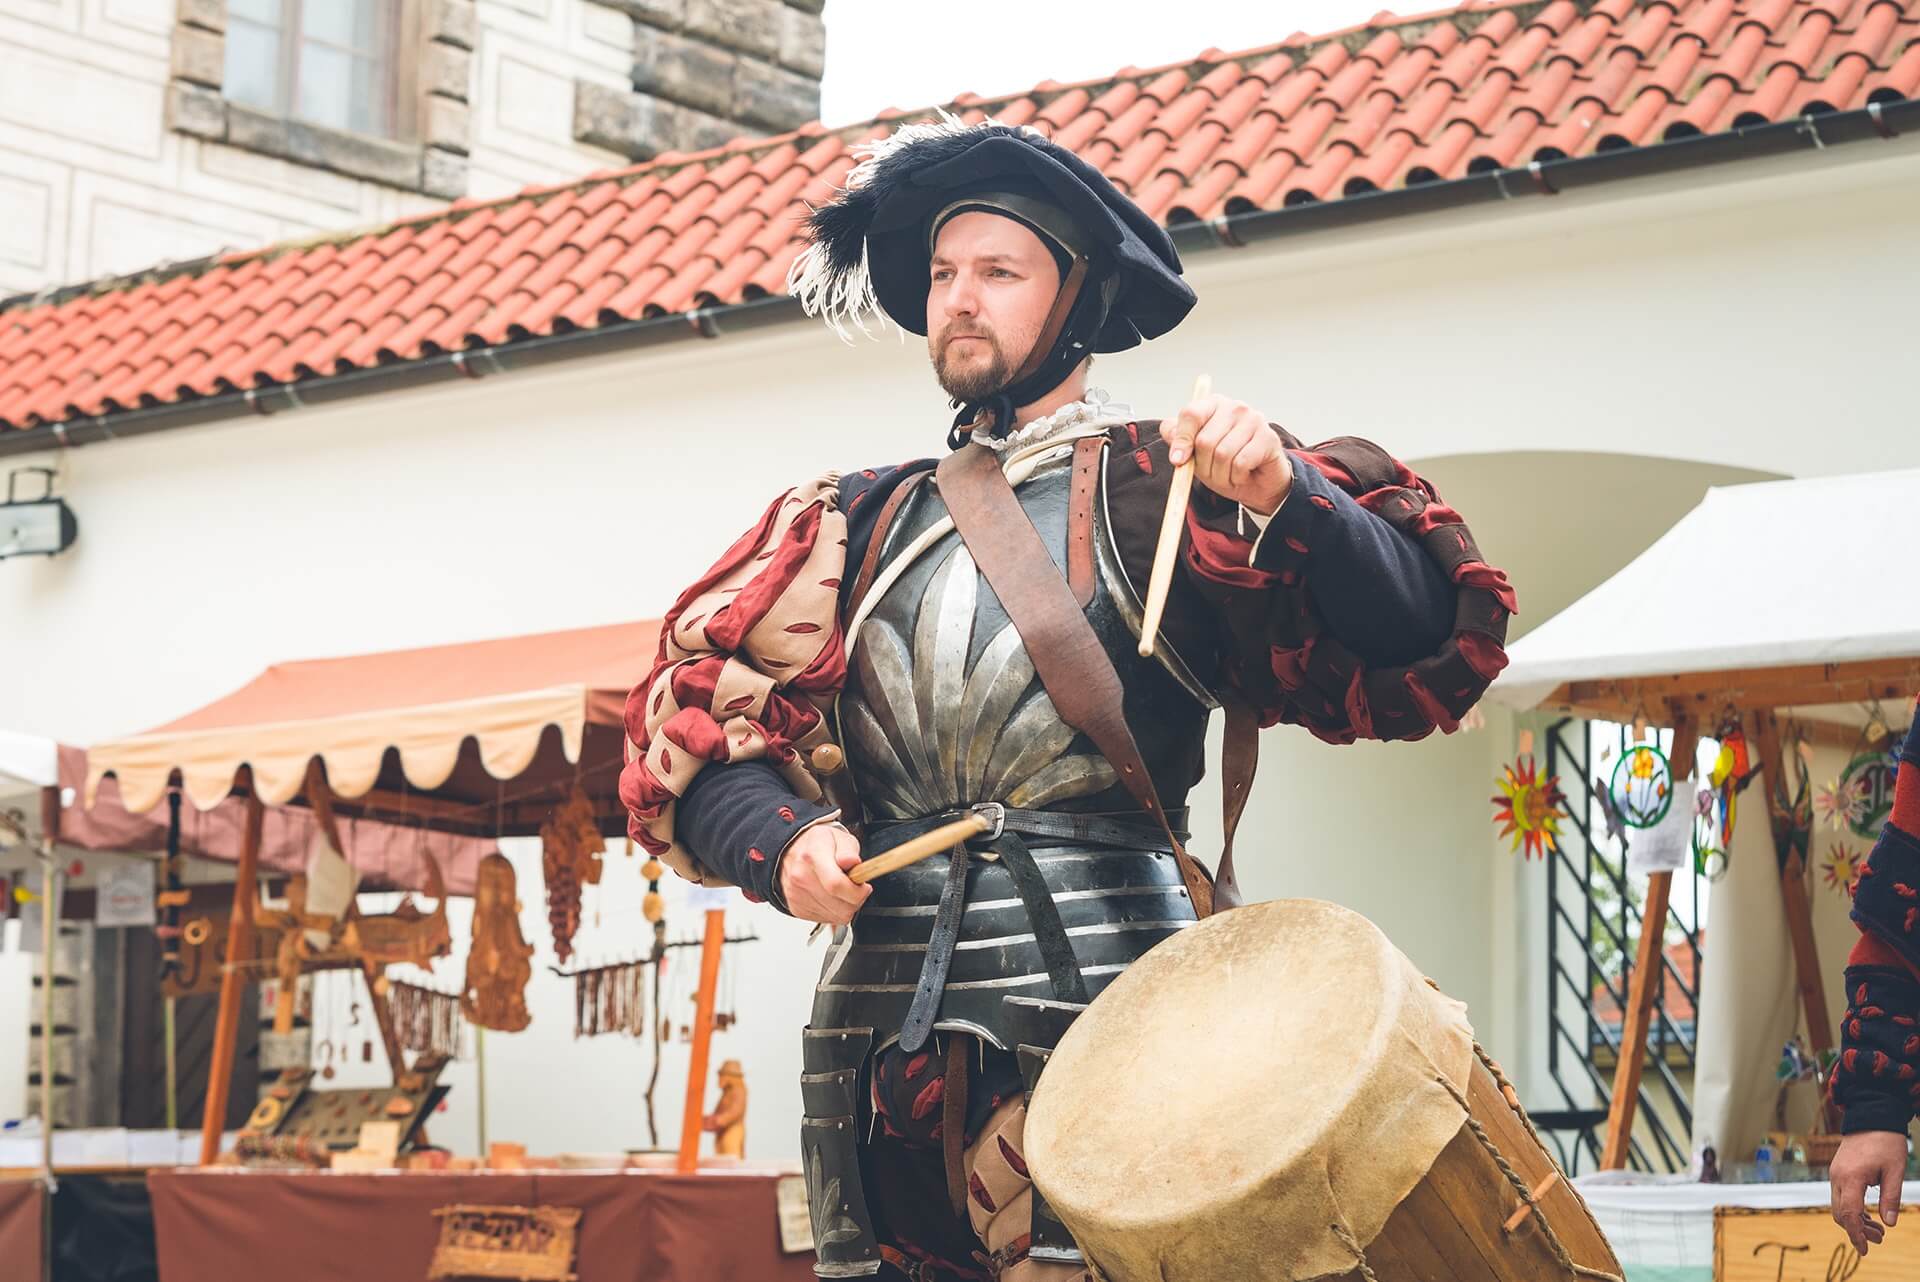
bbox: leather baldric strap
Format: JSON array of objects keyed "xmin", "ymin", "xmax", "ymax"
[
  {"xmin": 942, "ymin": 1034, "xmax": 970, "ymax": 1219},
  {"xmin": 1216, "ymin": 699, "xmax": 1258, "ymax": 911},
  {"xmin": 847, "ymin": 469, "xmax": 933, "ymax": 620},
  {"xmin": 934, "ymin": 443, "xmax": 1218, "ymax": 918},
  {"xmin": 1066, "ymin": 434, "xmax": 1101, "ymax": 607}
]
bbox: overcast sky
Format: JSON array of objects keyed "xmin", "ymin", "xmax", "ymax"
[{"xmin": 819, "ymin": 1, "xmax": 1393, "ymax": 127}]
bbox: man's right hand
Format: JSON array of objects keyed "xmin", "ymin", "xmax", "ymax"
[
  {"xmin": 779, "ymin": 821, "xmax": 869, "ymax": 926},
  {"xmin": 1831, "ymin": 1129, "xmax": 1910, "ymax": 1256}
]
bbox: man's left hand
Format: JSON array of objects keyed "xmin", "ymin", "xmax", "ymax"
[{"xmin": 1161, "ymin": 392, "xmax": 1293, "ymax": 516}]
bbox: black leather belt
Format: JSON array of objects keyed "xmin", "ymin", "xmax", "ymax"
[
  {"xmin": 881, "ymin": 804, "xmax": 1161, "ymax": 1055},
  {"xmin": 865, "ymin": 803, "xmax": 1188, "ymax": 857}
]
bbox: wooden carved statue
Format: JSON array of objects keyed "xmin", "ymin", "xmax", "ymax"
[
  {"xmin": 703, "ymin": 1059, "xmax": 747, "ymax": 1158},
  {"xmin": 462, "ymin": 852, "xmax": 533, "ymax": 1033}
]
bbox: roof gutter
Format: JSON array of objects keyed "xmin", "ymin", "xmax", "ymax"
[{"xmin": 2, "ymin": 96, "xmax": 1915, "ymax": 461}]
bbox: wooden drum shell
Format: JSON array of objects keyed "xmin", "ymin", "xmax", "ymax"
[{"xmin": 1332, "ymin": 1051, "xmax": 1620, "ymax": 1282}]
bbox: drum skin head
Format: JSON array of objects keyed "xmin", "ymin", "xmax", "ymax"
[{"xmin": 1024, "ymin": 898, "xmax": 1475, "ymax": 1282}]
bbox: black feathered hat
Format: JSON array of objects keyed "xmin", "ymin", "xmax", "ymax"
[{"xmin": 787, "ymin": 116, "xmax": 1197, "ymax": 438}]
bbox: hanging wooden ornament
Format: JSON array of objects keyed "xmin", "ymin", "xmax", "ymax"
[
  {"xmin": 1491, "ymin": 753, "xmax": 1568, "ymax": 860},
  {"xmin": 463, "ymin": 853, "xmax": 534, "ymax": 1033},
  {"xmin": 1608, "ymin": 743, "xmax": 1674, "ymax": 829},
  {"xmin": 541, "ymin": 786, "xmax": 606, "ymax": 965},
  {"xmin": 387, "ymin": 979, "xmax": 466, "ymax": 1059}
]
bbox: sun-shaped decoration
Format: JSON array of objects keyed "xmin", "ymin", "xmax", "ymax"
[
  {"xmin": 1821, "ymin": 842, "xmax": 1863, "ymax": 895},
  {"xmin": 1492, "ymin": 753, "xmax": 1569, "ymax": 860},
  {"xmin": 1813, "ymin": 775, "xmax": 1870, "ymax": 833},
  {"xmin": 1608, "ymin": 743, "xmax": 1674, "ymax": 828}
]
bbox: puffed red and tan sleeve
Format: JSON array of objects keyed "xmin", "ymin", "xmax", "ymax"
[{"xmin": 619, "ymin": 476, "xmax": 850, "ymax": 887}]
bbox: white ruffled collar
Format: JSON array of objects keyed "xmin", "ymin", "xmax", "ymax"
[{"xmin": 969, "ymin": 387, "xmax": 1133, "ymax": 454}]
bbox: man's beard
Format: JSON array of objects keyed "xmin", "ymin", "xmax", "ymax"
[{"xmin": 932, "ymin": 328, "xmax": 1014, "ymax": 403}]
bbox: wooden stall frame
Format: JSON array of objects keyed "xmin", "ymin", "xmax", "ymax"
[{"xmin": 1542, "ymin": 660, "xmax": 1920, "ymax": 1170}]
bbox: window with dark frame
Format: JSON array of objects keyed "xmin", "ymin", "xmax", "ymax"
[{"xmin": 223, "ymin": 0, "xmax": 412, "ymax": 141}]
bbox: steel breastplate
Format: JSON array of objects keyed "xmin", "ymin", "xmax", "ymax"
[{"xmin": 813, "ymin": 447, "xmax": 1213, "ymax": 1049}]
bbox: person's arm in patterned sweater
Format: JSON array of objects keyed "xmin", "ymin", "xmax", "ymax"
[{"xmin": 1830, "ymin": 703, "xmax": 1920, "ymax": 1256}]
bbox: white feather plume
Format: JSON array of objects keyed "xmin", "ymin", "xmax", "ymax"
[{"xmin": 785, "ymin": 112, "xmax": 1049, "ymax": 342}]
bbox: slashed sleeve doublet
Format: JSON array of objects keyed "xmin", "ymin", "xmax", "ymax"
[{"xmin": 1102, "ymin": 422, "xmax": 1515, "ymax": 740}]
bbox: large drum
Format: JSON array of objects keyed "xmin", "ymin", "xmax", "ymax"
[{"xmin": 1024, "ymin": 899, "xmax": 1621, "ymax": 1281}]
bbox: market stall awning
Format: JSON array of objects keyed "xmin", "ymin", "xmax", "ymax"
[
  {"xmin": 1488, "ymin": 469, "xmax": 1920, "ymax": 718},
  {"xmin": 86, "ymin": 620, "xmax": 661, "ymax": 840}
]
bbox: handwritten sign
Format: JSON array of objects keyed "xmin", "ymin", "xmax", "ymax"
[{"xmin": 1715, "ymin": 1205, "xmax": 1920, "ymax": 1281}]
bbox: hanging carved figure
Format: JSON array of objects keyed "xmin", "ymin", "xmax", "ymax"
[{"xmin": 462, "ymin": 852, "xmax": 534, "ymax": 1033}]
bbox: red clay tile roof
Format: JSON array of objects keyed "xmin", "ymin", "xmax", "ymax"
[{"xmin": 3, "ymin": 0, "xmax": 1918, "ymax": 433}]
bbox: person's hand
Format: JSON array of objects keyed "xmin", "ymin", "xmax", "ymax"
[
  {"xmin": 778, "ymin": 821, "xmax": 869, "ymax": 926},
  {"xmin": 1160, "ymin": 392, "xmax": 1293, "ymax": 515},
  {"xmin": 1830, "ymin": 1130, "xmax": 1910, "ymax": 1255}
]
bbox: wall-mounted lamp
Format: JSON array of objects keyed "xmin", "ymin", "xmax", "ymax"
[{"xmin": 0, "ymin": 468, "xmax": 77, "ymax": 560}]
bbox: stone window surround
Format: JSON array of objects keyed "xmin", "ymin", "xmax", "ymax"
[
  {"xmin": 574, "ymin": 0, "xmax": 826, "ymax": 163},
  {"xmin": 165, "ymin": 0, "xmax": 475, "ymax": 200}
]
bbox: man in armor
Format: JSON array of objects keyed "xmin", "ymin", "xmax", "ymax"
[{"xmin": 621, "ymin": 119, "xmax": 1515, "ymax": 1281}]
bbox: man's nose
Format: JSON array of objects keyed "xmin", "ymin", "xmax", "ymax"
[{"xmin": 943, "ymin": 273, "xmax": 978, "ymax": 317}]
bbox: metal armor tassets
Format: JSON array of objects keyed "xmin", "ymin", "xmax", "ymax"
[{"xmin": 800, "ymin": 445, "xmax": 1218, "ymax": 1277}]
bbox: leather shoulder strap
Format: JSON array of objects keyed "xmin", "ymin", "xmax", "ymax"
[
  {"xmin": 934, "ymin": 443, "xmax": 1217, "ymax": 917},
  {"xmin": 846, "ymin": 470, "xmax": 932, "ymax": 620},
  {"xmin": 1066, "ymin": 435, "xmax": 1102, "ymax": 608},
  {"xmin": 1215, "ymin": 699, "xmax": 1258, "ymax": 911}
]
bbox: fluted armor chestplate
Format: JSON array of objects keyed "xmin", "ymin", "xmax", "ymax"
[{"xmin": 811, "ymin": 449, "xmax": 1213, "ymax": 1050}]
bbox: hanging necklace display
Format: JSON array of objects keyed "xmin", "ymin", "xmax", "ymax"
[
  {"xmin": 570, "ymin": 958, "xmax": 648, "ymax": 1039},
  {"xmin": 388, "ymin": 977, "xmax": 466, "ymax": 1059},
  {"xmin": 1608, "ymin": 739, "xmax": 1674, "ymax": 829}
]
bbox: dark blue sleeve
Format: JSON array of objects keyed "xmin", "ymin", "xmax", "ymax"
[
  {"xmin": 677, "ymin": 762, "xmax": 838, "ymax": 912},
  {"xmin": 1252, "ymin": 456, "xmax": 1455, "ymax": 668}
]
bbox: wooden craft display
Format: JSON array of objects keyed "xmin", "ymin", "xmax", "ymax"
[
  {"xmin": 237, "ymin": 1054, "xmax": 453, "ymax": 1159},
  {"xmin": 256, "ymin": 850, "xmax": 453, "ymax": 1035},
  {"xmin": 387, "ymin": 978, "xmax": 466, "ymax": 1059},
  {"xmin": 429, "ymin": 1204, "xmax": 582, "ymax": 1282},
  {"xmin": 463, "ymin": 852, "xmax": 534, "ymax": 1032},
  {"xmin": 541, "ymin": 787, "xmax": 604, "ymax": 964},
  {"xmin": 571, "ymin": 959, "xmax": 646, "ymax": 1038}
]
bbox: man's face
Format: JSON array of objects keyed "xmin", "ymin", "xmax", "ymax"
[{"xmin": 926, "ymin": 212, "xmax": 1062, "ymax": 403}]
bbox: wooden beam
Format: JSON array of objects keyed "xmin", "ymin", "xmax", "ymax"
[
  {"xmin": 200, "ymin": 793, "xmax": 263, "ymax": 1165},
  {"xmin": 1601, "ymin": 710, "xmax": 1698, "ymax": 1171},
  {"xmin": 677, "ymin": 908, "xmax": 727, "ymax": 1173},
  {"xmin": 1547, "ymin": 659, "xmax": 1920, "ymax": 722},
  {"xmin": 1752, "ymin": 712, "xmax": 1839, "ymax": 1131}
]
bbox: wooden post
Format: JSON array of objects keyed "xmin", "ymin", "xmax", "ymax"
[
  {"xmin": 1752, "ymin": 711, "xmax": 1839, "ymax": 1130},
  {"xmin": 361, "ymin": 959, "xmax": 406, "ymax": 1080},
  {"xmin": 38, "ymin": 787, "xmax": 59, "ymax": 1184},
  {"xmin": 676, "ymin": 908, "xmax": 727, "ymax": 1173},
  {"xmin": 1601, "ymin": 712, "xmax": 1699, "ymax": 1170},
  {"xmin": 200, "ymin": 792, "xmax": 263, "ymax": 1165}
]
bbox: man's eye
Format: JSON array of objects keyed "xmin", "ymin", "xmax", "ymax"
[{"xmin": 932, "ymin": 270, "xmax": 952, "ymax": 282}]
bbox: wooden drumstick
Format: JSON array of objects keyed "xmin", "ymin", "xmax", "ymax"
[
  {"xmin": 848, "ymin": 813, "xmax": 992, "ymax": 885},
  {"xmin": 1138, "ymin": 374, "xmax": 1212, "ymax": 658}
]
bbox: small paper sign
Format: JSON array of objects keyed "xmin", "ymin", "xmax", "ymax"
[
  {"xmin": 776, "ymin": 1173, "xmax": 814, "ymax": 1254},
  {"xmin": 1627, "ymin": 782, "xmax": 1699, "ymax": 877},
  {"xmin": 97, "ymin": 859, "xmax": 156, "ymax": 927}
]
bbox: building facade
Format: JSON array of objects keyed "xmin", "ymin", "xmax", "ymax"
[{"xmin": 0, "ymin": 0, "xmax": 823, "ymax": 296}]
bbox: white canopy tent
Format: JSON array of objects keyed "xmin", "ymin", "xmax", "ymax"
[
  {"xmin": 1492, "ymin": 467, "xmax": 1920, "ymax": 716},
  {"xmin": 1488, "ymin": 467, "xmax": 1920, "ymax": 1172}
]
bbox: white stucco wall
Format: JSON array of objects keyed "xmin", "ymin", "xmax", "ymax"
[
  {"xmin": 0, "ymin": 0, "xmax": 634, "ymax": 296},
  {"xmin": 3, "ymin": 135, "xmax": 1917, "ymax": 1158}
]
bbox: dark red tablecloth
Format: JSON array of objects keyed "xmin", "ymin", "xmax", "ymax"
[
  {"xmin": 0, "ymin": 1178, "xmax": 43, "ymax": 1274},
  {"xmin": 147, "ymin": 1168, "xmax": 816, "ymax": 1282}
]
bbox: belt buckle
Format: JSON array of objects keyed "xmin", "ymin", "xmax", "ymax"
[{"xmin": 969, "ymin": 801, "xmax": 1006, "ymax": 841}]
